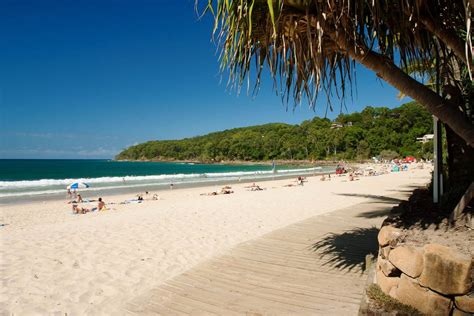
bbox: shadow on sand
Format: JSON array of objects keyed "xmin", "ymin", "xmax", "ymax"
[
  {"xmin": 310, "ymin": 226, "xmax": 379, "ymax": 274},
  {"xmin": 335, "ymin": 193, "xmax": 405, "ymax": 204}
]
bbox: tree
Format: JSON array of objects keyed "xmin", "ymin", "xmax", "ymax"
[
  {"xmin": 379, "ymin": 150, "xmax": 399, "ymax": 161},
  {"xmin": 202, "ymin": 0, "xmax": 473, "ymax": 146}
]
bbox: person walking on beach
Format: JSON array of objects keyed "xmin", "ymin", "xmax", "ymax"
[{"xmin": 67, "ymin": 188, "xmax": 72, "ymax": 199}]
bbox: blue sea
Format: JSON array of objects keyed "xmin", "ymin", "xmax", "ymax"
[{"xmin": 0, "ymin": 159, "xmax": 333, "ymax": 201}]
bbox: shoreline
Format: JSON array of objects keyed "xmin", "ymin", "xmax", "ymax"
[
  {"xmin": 0, "ymin": 171, "xmax": 334, "ymax": 207},
  {"xmin": 0, "ymin": 167, "xmax": 335, "ymax": 206}
]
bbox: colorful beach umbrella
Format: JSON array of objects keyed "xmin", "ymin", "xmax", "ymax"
[{"xmin": 67, "ymin": 182, "xmax": 90, "ymax": 190}]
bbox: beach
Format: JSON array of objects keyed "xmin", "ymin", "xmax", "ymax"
[{"xmin": 0, "ymin": 165, "xmax": 431, "ymax": 314}]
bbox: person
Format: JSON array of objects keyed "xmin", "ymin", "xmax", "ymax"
[
  {"xmin": 67, "ymin": 188, "xmax": 72, "ymax": 198},
  {"xmin": 170, "ymin": 183, "xmax": 174, "ymax": 190},
  {"xmin": 297, "ymin": 176, "xmax": 304, "ymax": 186},
  {"xmin": 200, "ymin": 191, "xmax": 218, "ymax": 196},
  {"xmin": 77, "ymin": 194, "xmax": 83, "ymax": 203},
  {"xmin": 328, "ymin": 174, "xmax": 331, "ymax": 180},
  {"xmin": 73, "ymin": 189, "xmax": 77, "ymax": 199},
  {"xmin": 349, "ymin": 173, "xmax": 354, "ymax": 181},
  {"xmin": 137, "ymin": 195, "xmax": 144, "ymax": 201},
  {"xmin": 72, "ymin": 204, "xmax": 90, "ymax": 214},
  {"xmin": 97, "ymin": 197, "xmax": 106, "ymax": 211},
  {"xmin": 152, "ymin": 194, "xmax": 160, "ymax": 200},
  {"xmin": 251, "ymin": 184, "xmax": 263, "ymax": 191},
  {"xmin": 320, "ymin": 175, "xmax": 326, "ymax": 181}
]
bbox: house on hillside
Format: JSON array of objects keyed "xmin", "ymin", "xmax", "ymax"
[{"xmin": 417, "ymin": 134, "xmax": 434, "ymax": 143}]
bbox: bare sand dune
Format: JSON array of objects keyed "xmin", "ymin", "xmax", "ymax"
[{"xmin": 0, "ymin": 167, "xmax": 431, "ymax": 314}]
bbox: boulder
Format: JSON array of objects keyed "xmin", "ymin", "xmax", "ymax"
[
  {"xmin": 394, "ymin": 274, "xmax": 452, "ymax": 316},
  {"xmin": 419, "ymin": 244, "xmax": 472, "ymax": 295},
  {"xmin": 380, "ymin": 246, "xmax": 391, "ymax": 259},
  {"xmin": 388, "ymin": 246, "xmax": 424, "ymax": 278},
  {"xmin": 377, "ymin": 226, "xmax": 402, "ymax": 247},
  {"xmin": 376, "ymin": 269, "xmax": 399, "ymax": 295},
  {"xmin": 378, "ymin": 257, "xmax": 399, "ymax": 277},
  {"xmin": 455, "ymin": 293, "xmax": 474, "ymax": 313}
]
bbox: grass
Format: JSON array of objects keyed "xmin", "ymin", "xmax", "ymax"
[{"xmin": 366, "ymin": 284, "xmax": 425, "ymax": 316}]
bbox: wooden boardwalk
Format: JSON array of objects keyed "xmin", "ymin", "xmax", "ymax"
[{"xmin": 124, "ymin": 193, "xmax": 410, "ymax": 315}]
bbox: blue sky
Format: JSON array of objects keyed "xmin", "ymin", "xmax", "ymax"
[{"xmin": 0, "ymin": 0, "xmax": 408, "ymax": 159}]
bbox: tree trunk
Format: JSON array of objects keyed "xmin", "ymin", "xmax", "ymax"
[
  {"xmin": 445, "ymin": 124, "xmax": 474, "ymax": 186},
  {"xmin": 335, "ymin": 38, "xmax": 474, "ymax": 147}
]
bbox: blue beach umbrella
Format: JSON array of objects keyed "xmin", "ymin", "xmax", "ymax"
[{"xmin": 67, "ymin": 182, "xmax": 90, "ymax": 190}]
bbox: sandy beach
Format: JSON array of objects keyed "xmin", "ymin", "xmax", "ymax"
[{"xmin": 0, "ymin": 165, "xmax": 431, "ymax": 314}]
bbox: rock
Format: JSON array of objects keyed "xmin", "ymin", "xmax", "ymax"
[
  {"xmin": 419, "ymin": 244, "xmax": 472, "ymax": 295},
  {"xmin": 380, "ymin": 246, "xmax": 391, "ymax": 259},
  {"xmin": 388, "ymin": 246, "xmax": 424, "ymax": 278},
  {"xmin": 455, "ymin": 293, "xmax": 474, "ymax": 313},
  {"xmin": 388, "ymin": 286, "xmax": 398, "ymax": 299},
  {"xmin": 452, "ymin": 307, "xmax": 472, "ymax": 316},
  {"xmin": 377, "ymin": 226, "xmax": 402, "ymax": 247},
  {"xmin": 378, "ymin": 257, "xmax": 399, "ymax": 277},
  {"xmin": 394, "ymin": 274, "xmax": 452, "ymax": 316},
  {"xmin": 376, "ymin": 269, "xmax": 399, "ymax": 295}
]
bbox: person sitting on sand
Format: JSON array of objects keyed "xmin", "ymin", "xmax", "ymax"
[
  {"xmin": 72, "ymin": 204, "xmax": 90, "ymax": 214},
  {"xmin": 97, "ymin": 197, "xmax": 106, "ymax": 211},
  {"xmin": 77, "ymin": 194, "xmax": 83, "ymax": 203},
  {"xmin": 137, "ymin": 195, "xmax": 144, "ymax": 201},
  {"xmin": 220, "ymin": 188, "xmax": 234, "ymax": 194},
  {"xmin": 251, "ymin": 185, "xmax": 264, "ymax": 191},
  {"xmin": 152, "ymin": 194, "xmax": 160, "ymax": 200},
  {"xmin": 297, "ymin": 177, "xmax": 304, "ymax": 186},
  {"xmin": 320, "ymin": 175, "xmax": 326, "ymax": 181}
]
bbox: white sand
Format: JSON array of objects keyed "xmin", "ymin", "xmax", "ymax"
[{"xmin": 0, "ymin": 166, "xmax": 431, "ymax": 314}]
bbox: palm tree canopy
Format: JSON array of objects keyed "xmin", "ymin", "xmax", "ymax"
[{"xmin": 202, "ymin": 0, "xmax": 473, "ymax": 109}]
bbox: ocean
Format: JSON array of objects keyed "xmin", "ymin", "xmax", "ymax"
[{"xmin": 0, "ymin": 159, "xmax": 334, "ymax": 202}]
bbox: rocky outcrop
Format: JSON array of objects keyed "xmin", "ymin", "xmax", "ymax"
[
  {"xmin": 374, "ymin": 225, "xmax": 473, "ymax": 316},
  {"xmin": 419, "ymin": 244, "xmax": 472, "ymax": 295}
]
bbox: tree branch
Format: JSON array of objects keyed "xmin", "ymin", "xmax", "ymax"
[{"xmin": 334, "ymin": 35, "xmax": 474, "ymax": 147}]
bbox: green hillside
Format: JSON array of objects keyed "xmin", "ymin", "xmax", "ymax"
[{"xmin": 116, "ymin": 102, "xmax": 433, "ymax": 162}]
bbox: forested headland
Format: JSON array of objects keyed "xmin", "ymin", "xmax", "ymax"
[{"xmin": 116, "ymin": 102, "xmax": 433, "ymax": 162}]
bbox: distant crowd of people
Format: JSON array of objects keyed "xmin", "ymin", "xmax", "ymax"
[{"xmin": 67, "ymin": 159, "xmax": 425, "ymax": 215}]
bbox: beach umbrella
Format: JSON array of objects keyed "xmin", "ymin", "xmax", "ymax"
[{"xmin": 67, "ymin": 182, "xmax": 90, "ymax": 190}]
